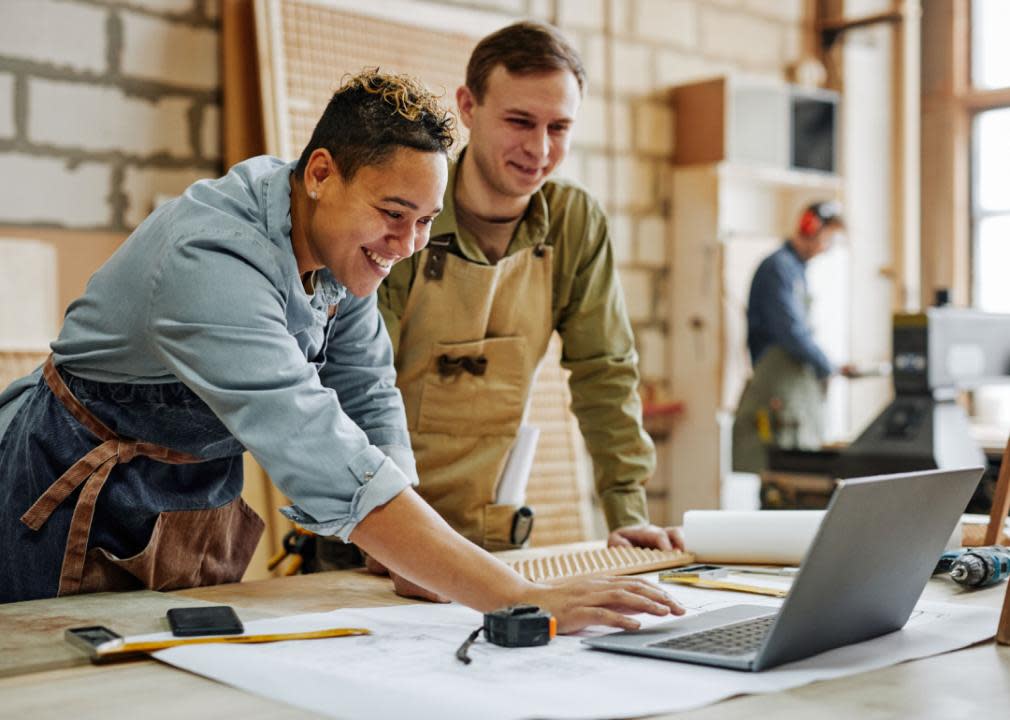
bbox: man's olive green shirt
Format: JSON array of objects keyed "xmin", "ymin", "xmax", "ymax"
[{"xmin": 377, "ymin": 156, "xmax": 654, "ymax": 530}]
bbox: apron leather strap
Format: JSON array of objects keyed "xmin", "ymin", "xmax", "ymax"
[
  {"xmin": 423, "ymin": 235, "xmax": 453, "ymax": 280},
  {"xmin": 22, "ymin": 356, "xmax": 206, "ymax": 595}
]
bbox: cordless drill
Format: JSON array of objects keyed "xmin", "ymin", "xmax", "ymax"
[{"xmin": 935, "ymin": 546, "xmax": 1010, "ymax": 588}]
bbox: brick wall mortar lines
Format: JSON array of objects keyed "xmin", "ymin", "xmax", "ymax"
[
  {"xmin": 0, "ymin": 0, "xmax": 107, "ymax": 74},
  {"xmin": 78, "ymin": 0, "xmax": 219, "ymax": 27},
  {"xmin": 119, "ymin": 11, "xmax": 218, "ymax": 90},
  {"xmin": 0, "ymin": 74, "xmax": 14, "ymax": 140}
]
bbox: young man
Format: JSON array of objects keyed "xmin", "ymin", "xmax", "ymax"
[
  {"xmin": 0, "ymin": 70, "xmax": 680, "ymax": 633},
  {"xmin": 732, "ymin": 201, "xmax": 854, "ymax": 472},
  {"xmin": 377, "ymin": 22, "xmax": 681, "ymax": 563}
]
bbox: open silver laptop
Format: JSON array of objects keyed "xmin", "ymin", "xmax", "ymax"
[{"xmin": 584, "ymin": 467, "xmax": 983, "ymax": 672}]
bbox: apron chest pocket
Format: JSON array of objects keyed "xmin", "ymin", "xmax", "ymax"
[{"xmin": 417, "ymin": 336, "xmax": 528, "ymax": 435}]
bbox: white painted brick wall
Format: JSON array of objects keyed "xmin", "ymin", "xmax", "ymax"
[
  {"xmin": 618, "ymin": 267, "xmax": 653, "ymax": 322},
  {"xmin": 583, "ymin": 153, "xmax": 612, "ymax": 208},
  {"xmin": 573, "ymin": 94, "xmax": 607, "ymax": 148},
  {"xmin": 123, "ymin": 166, "xmax": 213, "ymax": 227},
  {"xmin": 120, "ymin": 11, "xmax": 218, "ymax": 90},
  {"xmin": 29, "ymin": 79, "xmax": 191, "ymax": 157},
  {"xmin": 608, "ymin": 0, "xmax": 630, "ymax": 35},
  {"xmin": 633, "ymin": 0, "xmax": 697, "ymax": 49},
  {"xmin": 0, "ymin": 74, "xmax": 14, "ymax": 139},
  {"xmin": 700, "ymin": 5, "xmax": 783, "ymax": 68},
  {"xmin": 554, "ymin": 150, "xmax": 585, "ymax": 186},
  {"xmin": 608, "ymin": 212, "xmax": 633, "ymax": 265},
  {"xmin": 783, "ymin": 25, "xmax": 803, "ymax": 65},
  {"xmin": 580, "ymin": 33, "xmax": 607, "ymax": 92},
  {"xmin": 436, "ymin": 0, "xmax": 526, "ymax": 13},
  {"xmin": 558, "ymin": 0, "xmax": 606, "ymax": 32},
  {"xmin": 744, "ymin": 0, "xmax": 806, "ymax": 23},
  {"xmin": 614, "ymin": 156, "xmax": 655, "ymax": 212},
  {"xmin": 635, "ymin": 325, "xmax": 667, "ymax": 379},
  {"xmin": 528, "ymin": 0, "xmax": 553, "ymax": 20},
  {"xmin": 0, "ymin": 153, "xmax": 111, "ymax": 226},
  {"xmin": 636, "ymin": 215, "xmax": 667, "ymax": 267},
  {"xmin": 611, "ymin": 41, "xmax": 654, "ymax": 95},
  {"xmin": 634, "ymin": 101, "xmax": 674, "ymax": 156},
  {"xmin": 0, "ymin": 0, "xmax": 106, "ymax": 74},
  {"xmin": 655, "ymin": 50, "xmax": 732, "ymax": 88},
  {"xmin": 612, "ymin": 100, "xmax": 633, "ymax": 152},
  {"xmin": 201, "ymin": 103, "xmax": 220, "ymax": 159},
  {"xmin": 105, "ymin": 0, "xmax": 197, "ymax": 13}
]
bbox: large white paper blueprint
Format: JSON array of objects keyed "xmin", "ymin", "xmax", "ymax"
[{"xmin": 153, "ymin": 591, "xmax": 999, "ymax": 720}]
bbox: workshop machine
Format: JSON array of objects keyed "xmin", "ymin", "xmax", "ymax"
[{"xmin": 762, "ymin": 307, "xmax": 1010, "ymax": 509}]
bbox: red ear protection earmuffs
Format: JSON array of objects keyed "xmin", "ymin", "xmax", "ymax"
[
  {"xmin": 798, "ymin": 208, "xmax": 821, "ymax": 237},
  {"xmin": 798, "ymin": 201, "xmax": 842, "ymax": 238}
]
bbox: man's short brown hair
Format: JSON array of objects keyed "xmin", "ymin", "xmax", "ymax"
[{"xmin": 466, "ymin": 21, "xmax": 587, "ymax": 103}]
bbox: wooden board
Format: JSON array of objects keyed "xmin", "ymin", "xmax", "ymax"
[{"xmin": 0, "ymin": 226, "xmax": 126, "ymax": 324}]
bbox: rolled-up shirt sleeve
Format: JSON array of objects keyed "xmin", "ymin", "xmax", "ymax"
[
  {"xmin": 318, "ymin": 292, "xmax": 418, "ymax": 486},
  {"xmin": 146, "ymin": 233, "xmax": 412, "ymax": 540}
]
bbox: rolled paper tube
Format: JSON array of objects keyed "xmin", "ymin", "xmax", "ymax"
[{"xmin": 683, "ymin": 510, "xmax": 825, "ymax": 565}]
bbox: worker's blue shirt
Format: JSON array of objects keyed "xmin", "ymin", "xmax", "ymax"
[
  {"xmin": 746, "ymin": 241, "xmax": 834, "ymax": 379},
  {"xmin": 0, "ymin": 156, "xmax": 417, "ymax": 540}
]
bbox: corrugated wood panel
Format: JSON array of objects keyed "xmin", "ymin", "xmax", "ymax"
[{"xmin": 525, "ymin": 334, "xmax": 595, "ymax": 546}]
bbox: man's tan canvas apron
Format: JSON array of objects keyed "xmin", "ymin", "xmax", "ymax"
[
  {"xmin": 732, "ymin": 346, "xmax": 826, "ymax": 474},
  {"xmin": 396, "ymin": 240, "xmax": 554, "ymax": 550}
]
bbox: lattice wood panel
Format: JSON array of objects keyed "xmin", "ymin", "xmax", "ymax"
[
  {"xmin": 250, "ymin": 0, "xmax": 597, "ymax": 549},
  {"xmin": 257, "ymin": 0, "xmax": 477, "ymax": 160}
]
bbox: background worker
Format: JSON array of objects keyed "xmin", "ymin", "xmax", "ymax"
[
  {"xmin": 0, "ymin": 70, "xmax": 682, "ymax": 633},
  {"xmin": 371, "ymin": 22, "xmax": 682, "ymax": 583},
  {"xmin": 732, "ymin": 201, "xmax": 854, "ymax": 473}
]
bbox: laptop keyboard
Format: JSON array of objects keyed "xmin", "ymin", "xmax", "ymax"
[{"xmin": 647, "ymin": 614, "xmax": 776, "ymax": 657}]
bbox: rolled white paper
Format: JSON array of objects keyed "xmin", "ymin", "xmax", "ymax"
[
  {"xmin": 683, "ymin": 510, "xmax": 825, "ymax": 565},
  {"xmin": 495, "ymin": 424, "xmax": 540, "ymax": 506}
]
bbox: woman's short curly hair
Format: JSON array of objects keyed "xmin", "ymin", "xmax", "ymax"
[{"xmin": 295, "ymin": 69, "xmax": 456, "ymax": 180}]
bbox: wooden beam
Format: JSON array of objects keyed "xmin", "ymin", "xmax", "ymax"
[
  {"xmin": 961, "ymin": 87, "xmax": 1010, "ymax": 111},
  {"xmin": 984, "ymin": 434, "xmax": 1010, "ymax": 546}
]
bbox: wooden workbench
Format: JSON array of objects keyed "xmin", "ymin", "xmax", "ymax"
[{"xmin": 1, "ymin": 558, "xmax": 1009, "ymax": 719}]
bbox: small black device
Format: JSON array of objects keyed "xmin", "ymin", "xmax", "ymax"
[
  {"xmin": 509, "ymin": 506, "xmax": 535, "ymax": 545},
  {"xmin": 166, "ymin": 605, "xmax": 244, "ymax": 637},
  {"xmin": 65, "ymin": 625, "xmax": 147, "ymax": 664},
  {"xmin": 65, "ymin": 625, "xmax": 122, "ymax": 654},
  {"xmin": 455, "ymin": 604, "xmax": 555, "ymax": 664},
  {"xmin": 483, "ymin": 604, "xmax": 555, "ymax": 647}
]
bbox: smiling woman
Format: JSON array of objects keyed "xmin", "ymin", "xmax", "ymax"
[{"xmin": 0, "ymin": 69, "xmax": 461, "ymax": 604}]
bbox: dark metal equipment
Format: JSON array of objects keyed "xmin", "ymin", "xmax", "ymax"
[
  {"xmin": 839, "ymin": 308, "xmax": 1010, "ymax": 477},
  {"xmin": 763, "ymin": 307, "xmax": 1010, "ymax": 508}
]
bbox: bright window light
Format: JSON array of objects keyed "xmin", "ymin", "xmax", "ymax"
[{"xmin": 973, "ymin": 0, "xmax": 1010, "ymax": 90}]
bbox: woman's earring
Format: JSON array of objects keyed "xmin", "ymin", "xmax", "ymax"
[{"xmin": 309, "ymin": 190, "xmax": 318, "ymax": 200}]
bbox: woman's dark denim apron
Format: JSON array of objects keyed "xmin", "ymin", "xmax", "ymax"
[{"xmin": 0, "ymin": 357, "xmax": 263, "ymax": 603}]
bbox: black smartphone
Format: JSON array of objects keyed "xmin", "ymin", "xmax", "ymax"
[{"xmin": 167, "ymin": 605, "xmax": 244, "ymax": 637}]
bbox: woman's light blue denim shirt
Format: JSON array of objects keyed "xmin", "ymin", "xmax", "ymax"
[{"xmin": 0, "ymin": 156, "xmax": 418, "ymax": 540}]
